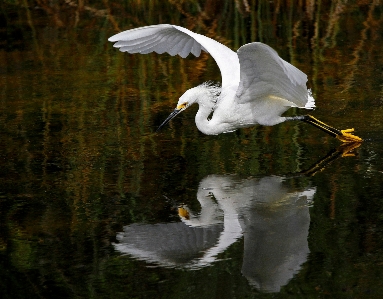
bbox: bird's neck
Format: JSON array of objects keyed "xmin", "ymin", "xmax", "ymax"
[
  {"xmin": 195, "ymin": 105, "xmax": 215, "ymax": 134},
  {"xmin": 193, "ymin": 86, "xmax": 230, "ymax": 135},
  {"xmin": 191, "ymin": 88, "xmax": 215, "ymax": 135}
]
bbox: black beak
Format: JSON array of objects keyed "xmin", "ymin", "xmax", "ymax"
[{"xmin": 156, "ymin": 108, "xmax": 183, "ymax": 132}]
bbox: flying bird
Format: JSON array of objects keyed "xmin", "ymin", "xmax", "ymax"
[{"xmin": 108, "ymin": 24, "xmax": 361, "ymax": 143}]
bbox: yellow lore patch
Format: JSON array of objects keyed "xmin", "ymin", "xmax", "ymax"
[
  {"xmin": 176, "ymin": 102, "xmax": 188, "ymax": 110},
  {"xmin": 178, "ymin": 207, "xmax": 190, "ymax": 219}
]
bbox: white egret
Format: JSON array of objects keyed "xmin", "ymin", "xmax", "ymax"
[{"xmin": 109, "ymin": 24, "xmax": 361, "ymax": 143}]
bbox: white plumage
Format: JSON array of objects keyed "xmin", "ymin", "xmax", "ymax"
[{"xmin": 109, "ymin": 24, "xmax": 361, "ymax": 142}]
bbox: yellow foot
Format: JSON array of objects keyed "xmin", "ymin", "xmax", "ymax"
[
  {"xmin": 337, "ymin": 142, "xmax": 362, "ymax": 157},
  {"xmin": 336, "ymin": 128, "xmax": 363, "ymax": 143}
]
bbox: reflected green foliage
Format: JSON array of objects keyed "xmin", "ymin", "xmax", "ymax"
[{"xmin": 1, "ymin": 0, "xmax": 383, "ymax": 298}]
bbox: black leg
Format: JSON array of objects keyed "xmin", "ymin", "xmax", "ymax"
[
  {"xmin": 302, "ymin": 115, "xmax": 341, "ymax": 137},
  {"xmin": 286, "ymin": 115, "xmax": 362, "ymax": 142}
]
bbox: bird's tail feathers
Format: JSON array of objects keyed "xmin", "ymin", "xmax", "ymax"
[{"xmin": 304, "ymin": 89, "xmax": 316, "ymax": 109}]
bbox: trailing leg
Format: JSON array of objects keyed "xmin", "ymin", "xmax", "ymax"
[{"xmin": 286, "ymin": 115, "xmax": 362, "ymax": 143}]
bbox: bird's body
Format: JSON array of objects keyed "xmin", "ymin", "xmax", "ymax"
[
  {"xmin": 178, "ymin": 83, "xmax": 304, "ymax": 135},
  {"xmin": 109, "ymin": 24, "xmax": 361, "ymax": 142}
]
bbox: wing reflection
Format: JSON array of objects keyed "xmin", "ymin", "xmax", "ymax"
[
  {"xmin": 115, "ymin": 222, "xmax": 224, "ymax": 267},
  {"xmin": 115, "ymin": 175, "xmax": 315, "ymax": 292}
]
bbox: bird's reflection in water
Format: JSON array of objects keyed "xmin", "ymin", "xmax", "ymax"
[
  {"xmin": 115, "ymin": 143, "xmax": 360, "ymax": 292},
  {"xmin": 115, "ymin": 175, "xmax": 315, "ymax": 293}
]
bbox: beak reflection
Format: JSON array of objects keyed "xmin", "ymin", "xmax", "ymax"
[{"xmin": 156, "ymin": 108, "xmax": 184, "ymax": 132}]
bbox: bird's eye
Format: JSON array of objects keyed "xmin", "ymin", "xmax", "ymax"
[{"xmin": 176, "ymin": 102, "xmax": 188, "ymax": 110}]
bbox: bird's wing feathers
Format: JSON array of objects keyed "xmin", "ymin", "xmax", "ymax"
[
  {"xmin": 109, "ymin": 24, "xmax": 240, "ymax": 88},
  {"xmin": 235, "ymin": 43, "xmax": 309, "ymax": 107}
]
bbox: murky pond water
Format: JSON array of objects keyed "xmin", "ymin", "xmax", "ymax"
[{"xmin": 1, "ymin": 1, "xmax": 383, "ymax": 298}]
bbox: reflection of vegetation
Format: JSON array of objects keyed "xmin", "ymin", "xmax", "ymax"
[{"xmin": 0, "ymin": 0, "xmax": 383, "ymax": 298}]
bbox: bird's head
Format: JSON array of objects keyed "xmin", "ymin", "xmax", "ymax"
[
  {"xmin": 156, "ymin": 84, "xmax": 219, "ymax": 132},
  {"xmin": 156, "ymin": 92, "xmax": 193, "ymax": 132}
]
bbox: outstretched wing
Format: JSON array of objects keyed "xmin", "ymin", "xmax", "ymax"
[
  {"xmin": 108, "ymin": 24, "xmax": 240, "ymax": 88},
  {"xmin": 235, "ymin": 43, "xmax": 313, "ymax": 108}
]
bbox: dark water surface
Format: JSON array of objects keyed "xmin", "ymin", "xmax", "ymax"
[{"xmin": 1, "ymin": 1, "xmax": 383, "ymax": 298}]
